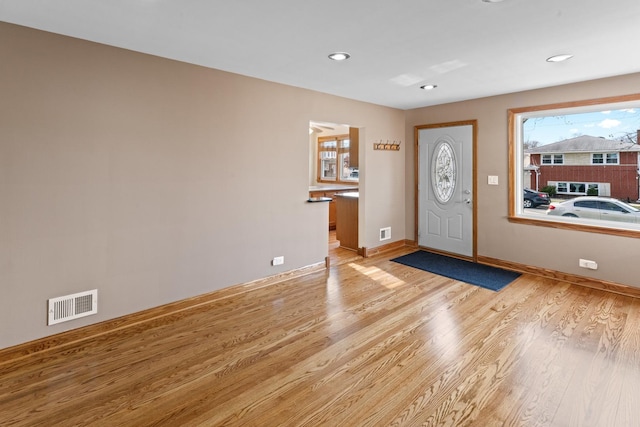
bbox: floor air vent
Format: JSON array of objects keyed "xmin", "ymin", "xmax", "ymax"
[{"xmin": 48, "ymin": 289, "xmax": 98, "ymax": 325}]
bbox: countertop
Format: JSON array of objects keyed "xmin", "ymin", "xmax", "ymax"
[
  {"xmin": 334, "ymin": 192, "xmax": 359, "ymax": 198},
  {"xmin": 309, "ymin": 184, "xmax": 358, "ymax": 192}
]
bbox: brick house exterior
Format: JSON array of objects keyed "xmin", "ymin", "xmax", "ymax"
[{"xmin": 526, "ymin": 135, "xmax": 640, "ymax": 201}]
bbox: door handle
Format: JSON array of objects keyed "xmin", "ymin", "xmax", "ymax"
[{"xmin": 464, "ymin": 198, "xmax": 472, "ymax": 204}]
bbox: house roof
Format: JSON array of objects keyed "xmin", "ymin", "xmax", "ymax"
[{"xmin": 526, "ymin": 135, "xmax": 640, "ymax": 154}]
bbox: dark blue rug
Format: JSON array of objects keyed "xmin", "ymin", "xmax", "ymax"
[{"xmin": 391, "ymin": 251, "xmax": 520, "ymax": 291}]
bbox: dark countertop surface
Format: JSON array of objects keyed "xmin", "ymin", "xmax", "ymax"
[
  {"xmin": 309, "ymin": 184, "xmax": 358, "ymax": 192},
  {"xmin": 334, "ymin": 192, "xmax": 359, "ymax": 198},
  {"xmin": 307, "ymin": 196, "xmax": 333, "ymax": 203}
]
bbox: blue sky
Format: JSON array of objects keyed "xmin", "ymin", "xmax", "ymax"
[{"xmin": 523, "ymin": 108, "xmax": 640, "ymax": 146}]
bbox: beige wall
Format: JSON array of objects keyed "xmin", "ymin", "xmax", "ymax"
[
  {"xmin": 5, "ymin": 19, "xmax": 638, "ymax": 351},
  {"xmin": 405, "ymin": 72, "xmax": 640, "ymax": 288},
  {"xmin": 0, "ymin": 22, "xmax": 405, "ymax": 349},
  {"xmin": 564, "ymin": 153, "xmax": 592, "ymax": 166}
]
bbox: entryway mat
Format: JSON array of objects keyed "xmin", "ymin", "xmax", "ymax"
[{"xmin": 391, "ymin": 251, "xmax": 521, "ymax": 291}]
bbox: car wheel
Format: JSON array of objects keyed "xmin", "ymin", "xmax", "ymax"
[
  {"xmin": 523, "ymin": 199, "xmax": 533, "ymax": 208},
  {"xmin": 562, "ymin": 213, "xmax": 578, "ymax": 217}
]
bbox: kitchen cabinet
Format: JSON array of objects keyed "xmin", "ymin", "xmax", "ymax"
[
  {"xmin": 309, "ymin": 186, "xmax": 358, "ymax": 230},
  {"xmin": 335, "ymin": 192, "xmax": 358, "ymax": 251}
]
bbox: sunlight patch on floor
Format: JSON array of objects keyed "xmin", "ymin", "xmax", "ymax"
[{"xmin": 348, "ymin": 263, "xmax": 406, "ymax": 289}]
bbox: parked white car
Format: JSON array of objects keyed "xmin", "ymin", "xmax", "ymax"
[{"xmin": 546, "ymin": 196, "xmax": 640, "ymax": 223}]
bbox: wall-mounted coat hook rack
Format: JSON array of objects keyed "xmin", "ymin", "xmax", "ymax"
[{"xmin": 373, "ymin": 140, "xmax": 401, "ymax": 151}]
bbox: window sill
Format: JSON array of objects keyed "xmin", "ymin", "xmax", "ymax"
[{"xmin": 508, "ymin": 214, "xmax": 640, "ymax": 239}]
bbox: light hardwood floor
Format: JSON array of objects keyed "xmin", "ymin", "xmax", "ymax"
[
  {"xmin": 2, "ymin": 246, "xmax": 640, "ymax": 426},
  {"xmin": 329, "ymin": 229, "xmax": 363, "ymax": 266}
]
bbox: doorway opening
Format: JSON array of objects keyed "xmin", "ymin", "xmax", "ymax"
[{"xmin": 309, "ymin": 120, "xmax": 361, "ymax": 265}]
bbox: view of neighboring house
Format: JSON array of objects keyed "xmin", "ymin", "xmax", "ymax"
[{"xmin": 525, "ymin": 134, "xmax": 640, "ymax": 201}]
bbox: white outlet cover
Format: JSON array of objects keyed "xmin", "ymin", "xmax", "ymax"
[{"xmin": 579, "ymin": 258, "xmax": 598, "ymax": 270}]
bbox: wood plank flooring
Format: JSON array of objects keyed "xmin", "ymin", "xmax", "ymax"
[
  {"xmin": 329, "ymin": 229, "xmax": 363, "ymax": 267},
  {"xmin": 2, "ymin": 246, "xmax": 640, "ymax": 426}
]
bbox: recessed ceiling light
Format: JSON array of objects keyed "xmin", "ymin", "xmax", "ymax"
[
  {"xmin": 546, "ymin": 54, "xmax": 574, "ymax": 63},
  {"xmin": 328, "ymin": 52, "xmax": 351, "ymax": 61},
  {"xmin": 420, "ymin": 84, "xmax": 437, "ymax": 90},
  {"xmin": 482, "ymin": 0, "xmax": 506, "ymax": 3}
]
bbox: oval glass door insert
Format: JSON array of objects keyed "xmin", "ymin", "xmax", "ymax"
[{"xmin": 431, "ymin": 139, "xmax": 457, "ymax": 203}]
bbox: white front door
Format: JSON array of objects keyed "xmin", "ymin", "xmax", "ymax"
[{"xmin": 418, "ymin": 123, "xmax": 475, "ymax": 258}]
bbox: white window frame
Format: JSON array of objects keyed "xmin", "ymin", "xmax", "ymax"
[
  {"xmin": 591, "ymin": 153, "xmax": 604, "ymax": 164},
  {"xmin": 549, "ymin": 181, "xmax": 608, "ymax": 197},
  {"xmin": 556, "ymin": 182, "xmax": 568, "ymax": 193},
  {"xmin": 542, "ymin": 154, "xmax": 564, "ymax": 165},
  {"xmin": 591, "ymin": 152, "xmax": 619, "ymax": 165}
]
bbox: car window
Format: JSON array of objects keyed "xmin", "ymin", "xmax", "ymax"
[
  {"xmin": 574, "ymin": 200, "xmax": 599, "ymax": 209},
  {"xmin": 600, "ymin": 202, "xmax": 628, "ymax": 213}
]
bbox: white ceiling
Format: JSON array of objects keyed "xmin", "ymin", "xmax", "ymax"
[{"xmin": 2, "ymin": 0, "xmax": 640, "ymax": 110}]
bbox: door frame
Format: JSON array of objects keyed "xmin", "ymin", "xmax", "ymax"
[{"xmin": 414, "ymin": 120, "xmax": 478, "ymax": 261}]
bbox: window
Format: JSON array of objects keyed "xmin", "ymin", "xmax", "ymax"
[
  {"xmin": 509, "ymin": 93, "xmax": 640, "ymax": 237},
  {"xmin": 554, "ymin": 182, "xmax": 588, "ymax": 194},
  {"xmin": 317, "ymin": 135, "xmax": 358, "ymax": 183},
  {"xmin": 600, "ymin": 201, "xmax": 627, "ymax": 213},
  {"xmin": 550, "ymin": 182, "xmax": 606, "ymax": 196},
  {"xmin": 542, "ymin": 154, "xmax": 564, "ymax": 164},
  {"xmin": 592, "ymin": 153, "xmax": 619, "ymax": 164},
  {"xmin": 318, "ymin": 138, "xmax": 337, "ymax": 181},
  {"xmin": 569, "ymin": 183, "xmax": 586, "ymax": 194},
  {"xmin": 575, "ymin": 200, "xmax": 598, "ymax": 209}
]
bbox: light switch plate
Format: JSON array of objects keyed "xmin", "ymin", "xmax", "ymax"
[{"xmin": 488, "ymin": 175, "xmax": 499, "ymax": 185}]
